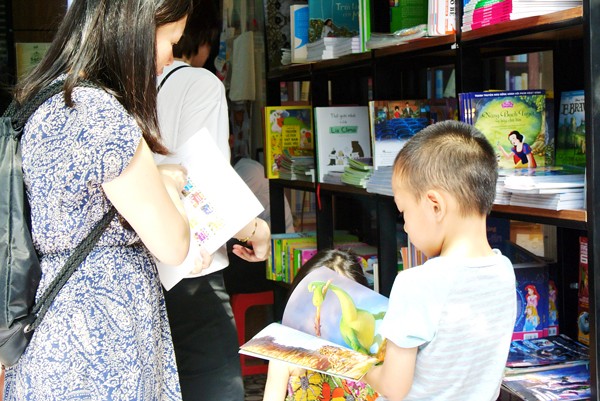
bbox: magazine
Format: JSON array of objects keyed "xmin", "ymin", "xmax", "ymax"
[
  {"xmin": 154, "ymin": 129, "xmax": 264, "ymax": 290},
  {"xmin": 502, "ymin": 363, "xmax": 591, "ymax": 401},
  {"xmin": 240, "ymin": 266, "xmax": 389, "ymax": 380},
  {"xmin": 506, "ymin": 335, "xmax": 589, "ymax": 372}
]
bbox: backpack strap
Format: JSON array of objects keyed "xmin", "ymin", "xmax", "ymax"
[
  {"xmin": 3, "ymin": 80, "xmax": 97, "ymax": 131},
  {"xmin": 157, "ymin": 65, "xmax": 190, "ymax": 93}
]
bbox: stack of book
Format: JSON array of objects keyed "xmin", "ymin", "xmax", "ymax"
[
  {"xmin": 306, "ymin": 37, "xmax": 354, "ymax": 61},
  {"xmin": 497, "ymin": 167, "xmax": 586, "ymax": 211},
  {"xmin": 365, "ymin": 166, "xmax": 393, "ymax": 196},
  {"xmin": 462, "ymin": 0, "xmax": 581, "ymax": 32},
  {"xmin": 341, "ymin": 157, "xmax": 373, "ymax": 188},
  {"xmin": 501, "ymin": 335, "xmax": 590, "ymax": 401},
  {"xmin": 278, "ymin": 149, "xmax": 315, "ymax": 182}
]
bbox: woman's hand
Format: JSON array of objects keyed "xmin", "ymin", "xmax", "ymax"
[
  {"xmin": 232, "ymin": 218, "xmax": 271, "ymax": 262},
  {"xmin": 157, "ymin": 164, "xmax": 188, "ymax": 193}
]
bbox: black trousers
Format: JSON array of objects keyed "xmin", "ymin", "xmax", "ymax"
[{"xmin": 163, "ymin": 271, "xmax": 244, "ymax": 401}]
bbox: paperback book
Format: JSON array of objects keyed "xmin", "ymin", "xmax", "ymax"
[
  {"xmin": 460, "ymin": 90, "xmax": 551, "ymax": 170},
  {"xmin": 154, "ymin": 130, "xmax": 264, "ymax": 290},
  {"xmin": 240, "ymin": 266, "xmax": 389, "ymax": 380},
  {"xmin": 368, "ymin": 99, "xmax": 430, "ymax": 170},
  {"xmin": 308, "ymin": 0, "xmax": 360, "ymax": 43},
  {"xmin": 263, "ymin": 105, "xmax": 314, "ymax": 179},
  {"xmin": 505, "ymin": 335, "xmax": 589, "ymax": 373},
  {"xmin": 314, "ymin": 106, "xmax": 372, "ymax": 183},
  {"xmin": 556, "ymin": 89, "xmax": 585, "ymax": 168},
  {"xmin": 290, "ymin": 4, "xmax": 310, "ymax": 63}
]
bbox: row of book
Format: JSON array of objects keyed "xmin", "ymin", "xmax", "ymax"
[
  {"xmin": 462, "ymin": 0, "xmax": 582, "ymax": 32},
  {"xmin": 288, "ymin": 0, "xmax": 455, "ymax": 64},
  {"xmin": 265, "ymin": 89, "xmax": 587, "ymax": 211}
]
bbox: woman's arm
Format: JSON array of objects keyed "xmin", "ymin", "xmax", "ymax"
[
  {"xmin": 103, "ymin": 138, "xmax": 190, "ymax": 265},
  {"xmin": 363, "ymin": 341, "xmax": 418, "ymax": 401}
]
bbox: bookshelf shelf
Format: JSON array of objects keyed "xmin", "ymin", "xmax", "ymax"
[{"xmin": 266, "ymin": 2, "xmax": 599, "ymax": 397}]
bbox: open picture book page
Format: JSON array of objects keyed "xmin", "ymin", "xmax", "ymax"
[
  {"xmin": 154, "ymin": 129, "xmax": 264, "ymax": 290},
  {"xmin": 240, "ymin": 267, "xmax": 389, "ymax": 381}
]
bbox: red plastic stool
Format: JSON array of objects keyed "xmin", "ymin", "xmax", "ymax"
[{"xmin": 231, "ymin": 290, "xmax": 274, "ymax": 376}]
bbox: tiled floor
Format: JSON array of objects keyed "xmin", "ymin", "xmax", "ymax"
[{"xmin": 244, "ymin": 373, "xmax": 267, "ymax": 401}]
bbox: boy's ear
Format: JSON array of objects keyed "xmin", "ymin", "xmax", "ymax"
[{"xmin": 425, "ymin": 189, "xmax": 446, "ymax": 221}]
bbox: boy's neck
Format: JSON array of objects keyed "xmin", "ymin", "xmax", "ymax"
[{"xmin": 439, "ymin": 214, "xmax": 494, "ymax": 258}]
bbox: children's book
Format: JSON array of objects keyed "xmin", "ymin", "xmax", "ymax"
[
  {"xmin": 501, "ymin": 363, "xmax": 591, "ymax": 401},
  {"xmin": 578, "ymin": 236, "xmax": 590, "ymax": 345},
  {"xmin": 263, "ymin": 106, "xmax": 314, "ymax": 179},
  {"xmin": 314, "ymin": 106, "xmax": 372, "ymax": 183},
  {"xmin": 290, "ymin": 4, "xmax": 310, "ymax": 63},
  {"xmin": 240, "ymin": 266, "xmax": 389, "ymax": 380},
  {"xmin": 154, "ymin": 129, "xmax": 264, "ymax": 290},
  {"xmin": 505, "ymin": 335, "xmax": 589, "ymax": 372},
  {"xmin": 461, "ymin": 90, "xmax": 551, "ymax": 170},
  {"xmin": 556, "ymin": 90, "xmax": 585, "ymax": 168},
  {"xmin": 368, "ymin": 99, "xmax": 430, "ymax": 170},
  {"xmin": 308, "ymin": 0, "xmax": 360, "ymax": 43}
]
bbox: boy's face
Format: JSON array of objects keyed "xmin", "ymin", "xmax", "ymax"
[{"xmin": 392, "ymin": 176, "xmax": 442, "ymax": 258}]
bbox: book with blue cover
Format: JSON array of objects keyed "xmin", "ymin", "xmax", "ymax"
[{"xmin": 308, "ymin": 0, "xmax": 360, "ymax": 42}]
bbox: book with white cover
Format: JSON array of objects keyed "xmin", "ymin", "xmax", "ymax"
[
  {"xmin": 155, "ymin": 129, "xmax": 264, "ymax": 290},
  {"xmin": 314, "ymin": 106, "xmax": 372, "ymax": 183}
]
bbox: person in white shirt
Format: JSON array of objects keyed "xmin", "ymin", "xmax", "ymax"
[
  {"xmin": 156, "ymin": 1, "xmax": 270, "ymax": 399},
  {"xmin": 364, "ymin": 120, "xmax": 516, "ymax": 401}
]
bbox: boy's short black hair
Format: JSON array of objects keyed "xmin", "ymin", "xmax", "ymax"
[{"xmin": 393, "ymin": 120, "xmax": 498, "ymax": 216}]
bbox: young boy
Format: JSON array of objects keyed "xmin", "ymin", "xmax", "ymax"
[{"xmin": 364, "ymin": 120, "xmax": 516, "ymax": 401}]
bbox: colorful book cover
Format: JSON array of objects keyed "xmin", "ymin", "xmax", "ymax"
[
  {"xmin": 290, "ymin": 4, "xmax": 310, "ymax": 63},
  {"xmin": 314, "ymin": 106, "xmax": 372, "ymax": 183},
  {"xmin": 502, "ymin": 363, "xmax": 590, "ymax": 401},
  {"xmin": 308, "ymin": 0, "xmax": 360, "ymax": 42},
  {"xmin": 513, "ymin": 265, "xmax": 549, "ymax": 341},
  {"xmin": 505, "ymin": 335, "xmax": 589, "ymax": 370},
  {"xmin": 240, "ymin": 267, "xmax": 389, "ymax": 381},
  {"xmin": 263, "ymin": 106, "xmax": 314, "ymax": 179},
  {"xmin": 368, "ymin": 99, "xmax": 430, "ymax": 170},
  {"xmin": 466, "ymin": 90, "xmax": 551, "ymax": 170},
  {"xmin": 578, "ymin": 236, "xmax": 589, "ymax": 345},
  {"xmin": 268, "ymin": 232, "xmax": 316, "ymax": 281},
  {"xmin": 556, "ymin": 90, "xmax": 585, "ymax": 168}
]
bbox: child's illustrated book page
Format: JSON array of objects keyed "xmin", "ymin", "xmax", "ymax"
[
  {"xmin": 154, "ymin": 129, "xmax": 264, "ymax": 290},
  {"xmin": 283, "ymin": 266, "xmax": 389, "ymax": 358},
  {"xmin": 239, "ymin": 322, "xmax": 380, "ymax": 381}
]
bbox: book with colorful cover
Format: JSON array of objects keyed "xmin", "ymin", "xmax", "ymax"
[
  {"xmin": 461, "ymin": 90, "xmax": 551, "ymax": 170},
  {"xmin": 240, "ymin": 266, "xmax": 389, "ymax": 380},
  {"xmin": 368, "ymin": 99, "xmax": 430, "ymax": 170},
  {"xmin": 501, "ymin": 363, "xmax": 590, "ymax": 401},
  {"xmin": 263, "ymin": 106, "xmax": 314, "ymax": 179},
  {"xmin": 506, "ymin": 335, "xmax": 589, "ymax": 372},
  {"xmin": 556, "ymin": 90, "xmax": 585, "ymax": 168},
  {"xmin": 308, "ymin": 0, "xmax": 360, "ymax": 43},
  {"xmin": 314, "ymin": 106, "xmax": 372, "ymax": 183}
]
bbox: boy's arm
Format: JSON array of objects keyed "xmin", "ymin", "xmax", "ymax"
[
  {"xmin": 263, "ymin": 360, "xmax": 293, "ymax": 401},
  {"xmin": 364, "ymin": 340, "xmax": 418, "ymax": 401}
]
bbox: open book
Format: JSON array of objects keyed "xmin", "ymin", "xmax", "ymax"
[
  {"xmin": 154, "ymin": 129, "xmax": 264, "ymax": 290},
  {"xmin": 240, "ymin": 266, "xmax": 389, "ymax": 381}
]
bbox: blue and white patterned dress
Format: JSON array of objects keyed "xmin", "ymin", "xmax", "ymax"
[{"xmin": 4, "ymin": 85, "xmax": 182, "ymax": 400}]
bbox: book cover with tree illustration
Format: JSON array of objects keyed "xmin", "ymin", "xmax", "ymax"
[
  {"xmin": 240, "ymin": 266, "xmax": 389, "ymax": 380},
  {"xmin": 263, "ymin": 106, "xmax": 314, "ymax": 179},
  {"xmin": 556, "ymin": 90, "xmax": 585, "ymax": 168},
  {"xmin": 308, "ymin": 0, "xmax": 360, "ymax": 42},
  {"xmin": 466, "ymin": 90, "xmax": 551, "ymax": 169}
]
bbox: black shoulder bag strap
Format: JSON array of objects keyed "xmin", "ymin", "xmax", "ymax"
[
  {"xmin": 4, "ymin": 80, "xmax": 117, "ymax": 333},
  {"xmin": 157, "ymin": 64, "xmax": 190, "ymax": 93}
]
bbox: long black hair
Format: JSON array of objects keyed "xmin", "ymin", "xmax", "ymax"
[{"xmin": 12, "ymin": 0, "xmax": 192, "ymax": 155}]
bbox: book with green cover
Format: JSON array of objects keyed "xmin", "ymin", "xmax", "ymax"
[
  {"xmin": 556, "ymin": 90, "xmax": 585, "ymax": 168},
  {"xmin": 464, "ymin": 90, "xmax": 551, "ymax": 170}
]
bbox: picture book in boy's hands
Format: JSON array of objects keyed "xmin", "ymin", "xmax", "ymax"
[
  {"xmin": 240, "ymin": 267, "xmax": 389, "ymax": 380},
  {"xmin": 154, "ymin": 129, "xmax": 264, "ymax": 290}
]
